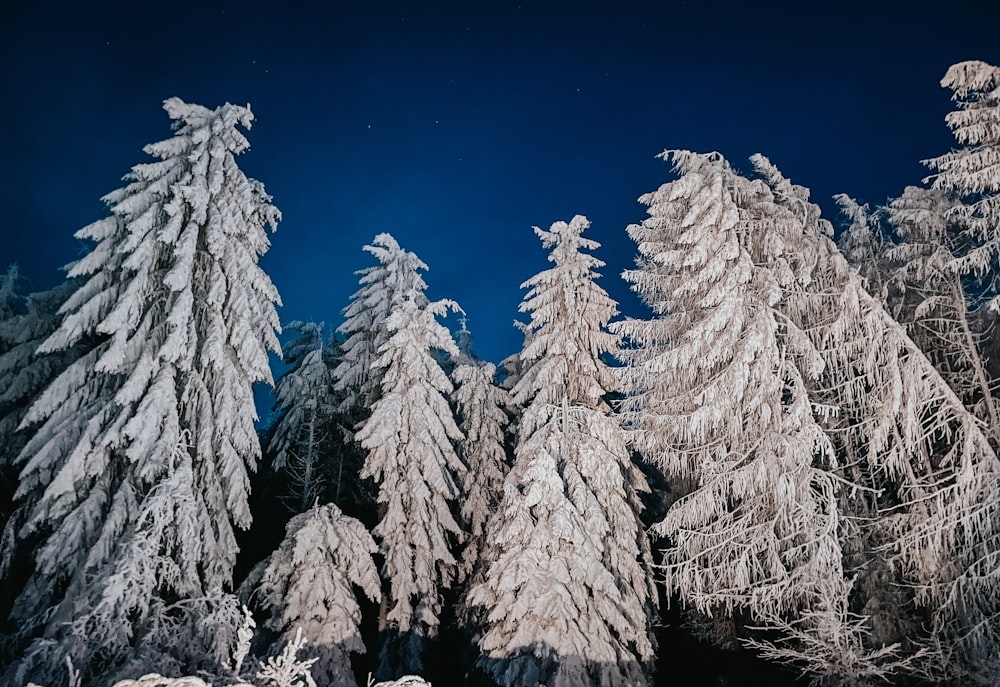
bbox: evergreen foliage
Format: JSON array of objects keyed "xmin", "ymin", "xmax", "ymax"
[
  {"xmin": 6, "ymin": 58, "xmax": 1000, "ymax": 687},
  {"xmin": 352, "ymin": 236, "xmax": 466, "ymax": 676},
  {"xmin": 758, "ymin": 153, "xmax": 1000, "ymax": 684},
  {"xmin": 245, "ymin": 503, "xmax": 380, "ymax": 687},
  {"xmin": 334, "ymin": 234, "xmax": 430, "ymax": 414},
  {"xmin": 452, "ymin": 362, "xmax": 511, "ymax": 587},
  {"xmin": 470, "ymin": 216, "xmax": 656, "ymax": 687},
  {"xmin": 266, "ymin": 321, "xmax": 347, "ymax": 513},
  {"xmin": 4, "ymin": 97, "xmax": 281, "ymax": 684},
  {"xmin": 925, "ymin": 60, "xmax": 1000, "ymax": 287},
  {"xmin": 615, "ymin": 151, "xmax": 875, "ymax": 683}
]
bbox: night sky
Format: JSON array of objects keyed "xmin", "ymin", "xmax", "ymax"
[{"xmin": 3, "ymin": 0, "xmax": 1000, "ymax": 366}]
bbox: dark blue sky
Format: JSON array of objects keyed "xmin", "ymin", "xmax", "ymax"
[{"xmin": 3, "ymin": 0, "xmax": 1000, "ymax": 364}]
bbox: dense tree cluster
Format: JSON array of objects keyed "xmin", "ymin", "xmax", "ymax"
[{"xmin": 2, "ymin": 60, "xmax": 1000, "ymax": 687}]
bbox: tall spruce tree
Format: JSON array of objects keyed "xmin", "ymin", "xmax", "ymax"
[
  {"xmin": 0, "ymin": 264, "xmax": 27, "ymax": 322},
  {"xmin": 352, "ymin": 237, "xmax": 466, "ymax": 676},
  {"xmin": 469, "ymin": 215, "xmax": 656, "ymax": 687},
  {"xmin": 881, "ymin": 186, "xmax": 1000, "ymax": 448},
  {"xmin": 334, "ymin": 234, "xmax": 430, "ymax": 415},
  {"xmin": 266, "ymin": 321, "xmax": 343, "ymax": 513},
  {"xmin": 835, "ymin": 194, "xmax": 890, "ymax": 303},
  {"xmin": 755, "ymin": 153, "xmax": 1000, "ymax": 683},
  {"xmin": 4, "ymin": 98, "xmax": 282, "ymax": 684},
  {"xmin": 245, "ymin": 502, "xmax": 381, "ymax": 687},
  {"xmin": 452, "ymin": 362, "xmax": 511, "ymax": 587},
  {"xmin": 925, "ymin": 60, "xmax": 1000, "ymax": 287},
  {"xmin": 0, "ymin": 278, "xmax": 83, "ymax": 622},
  {"xmin": 614, "ymin": 152, "xmax": 879, "ymax": 683},
  {"xmin": 0, "ymin": 279, "xmax": 80, "ymax": 470}
]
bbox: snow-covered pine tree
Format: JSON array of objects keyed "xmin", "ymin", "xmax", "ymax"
[
  {"xmin": 334, "ymin": 234, "xmax": 431, "ymax": 415},
  {"xmin": 452, "ymin": 362, "xmax": 510, "ymax": 586},
  {"xmin": 353, "ymin": 245, "xmax": 466, "ymax": 676},
  {"xmin": 0, "ymin": 279, "xmax": 82, "ymax": 621},
  {"xmin": 0, "ymin": 279, "xmax": 80, "ymax": 469},
  {"xmin": 266, "ymin": 321, "xmax": 341, "ymax": 513},
  {"xmin": 469, "ymin": 215, "xmax": 656, "ymax": 687},
  {"xmin": 4, "ymin": 98, "xmax": 282, "ymax": 684},
  {"xmin": 835, "ymin": 194, "xmax": 890, "ymax": 304},
  {"xmin": 453, "ymin": 316, "xmax": 477, "ymax": 366},
  {"xmin": 0, "ymin": 264, "xmax": 30, "ymax": 470},
  {"xmin": 0, "ymin": 264, "xmax": 27, "ymax": 322},
  {"xmin": 245, "ymin": 503, "xmax": 381, "ymax": 687},
  {"xmin": 882, "ymin": 186, "xmax": 1000, "ymax": 448},
  {"xmin": 925, "ymin": 60, "xmax": 1000, "ymax": 289},
  {"xmin": 614, "ymin": 151, "xmax": 879, "ymax": 684},
  {"xmin": 753, "ymin": 153, "xmax": 1000, "ymax": 683}
]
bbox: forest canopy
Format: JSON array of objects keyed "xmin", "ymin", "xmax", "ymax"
[{"xmin": 1, "ymin": 59, "xmax": 1000, "ymax": 687}]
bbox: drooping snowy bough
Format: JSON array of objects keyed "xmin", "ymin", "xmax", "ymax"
[
  {"xmin": 4, "ymin": 98, "xmax": 282, "ymax": 685},
  {"xmin": 353, "ymin": 237, "xmax": 467, "ymax": 676},
  {"xmin": 469, "ymin": 215, "xmax": 657, "ymax": 687},
  {"xmin": 617, "ymin": 149, "xmax": 1000, "ymax": 684}
]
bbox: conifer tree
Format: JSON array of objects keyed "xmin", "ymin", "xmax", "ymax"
[
  {"xmin": 353, "ymin": 239, "xmax": 466, "ymax": 676},
  {"xmin": 267, "ymin": 321, "xmax": 341, "ymax": 513},
  {"xmin": 882, "ymin": 186, "xmax": 1000, "ymax": 448},
  {"xmin": 470, "ymin": 215, "xmax": 656, "ymax": 687},
  {"xmin": 614, "ymin": 152, "xmax": 873, "ymax": 683},
  {"xmin": 925, "ymin": 60, "xmax": 1000, "ymax": 288},
  {"xmin": 0, "ymin": 264, "xmax": 27, "ymax": 322},
  {"xmin": 4, "ymin": 98, "xmax": 282, "ymax": 684},
  {"xmin": 0, "ymin": 280, "xmax": 80, "ymax": 469},
  {"xmin": 835, "ymin": 194, "xmax": 890, "ymax": 303},
  {"xmin": 0, "ymin": 264, "xmax": 31, "ymax": 472},
  {"xmin": 247, "ymin": 503, "xmax": 381, "ymax": 687},
  {"xmin": 0, "ymin": 279, "xmax": 82, "ymax": 619},
  {"xmin": 754, "ymin": 153, "xmax": 1000, "ymax": 683},
  {"xmin": 452, "ymin": 362, "xmax": 510, "ymax": 586},
  {"xmin": 334, "ymin": 234, "xmax": 430, "ymax": 414}
]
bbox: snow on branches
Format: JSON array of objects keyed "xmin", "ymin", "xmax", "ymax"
[
  {"xmin": 247, "ymin": 504, "xmax": 380, "ymax": 687},
  {"xmin": 470, "ymin": 216, "xmax": 656, "ymax": 687},
  {"xmin": 925, "ymin": 60, "xmax": 1000, "ymax": 282},
  {"xmin": 615, "ymin": 151, "xmax": 864, "ymax": 682},
  {"xmin": 352, "ymin": 236, "xmax": 466, "ymax": 676},
  {"xmin": 5, "ymin": 97, "xmax": 282, "ymax": 685}
]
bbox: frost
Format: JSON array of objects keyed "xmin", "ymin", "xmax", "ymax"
[
  {"xmin": 246, "ymin": 504, "xmax": 380, "ymax": 687},
  {"xmin": 470, "ymin": 216, "xmax": 656, "ymax": 687},
  {"xmin": 4, "ymin": 97, "xmax": 282, "ymax": 685},
  {"xmin": 352, "ymin": 235, "xmax": 466, "ymax": 676}
]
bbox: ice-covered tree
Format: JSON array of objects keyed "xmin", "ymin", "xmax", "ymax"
[
  {"xmin": 754, "ymin": 153, "xmax": 1000, "ymax": 683},
  {"xmin": 334, "ymin": 234, "xmax": 430, "ymax": 414},
  {"xmin": 4, "ymin": 97, "xmax": 282, "ymax": 684},
  {"xmin": 0, "ymin": 266, "xmax": 39, "ymax": 473},
  {"xmin": 883, "ymin": 186, "xmax": 1000, "ymax": 447},
  {"xmin": 0, "ymin": 279, "xmax": 82, "ymax": 617},
  {"xmin": 0, "ymin": 280, "xmax": 80, "ymax": 469},
  {"xmin": 470, "ymin": 215, "xmax": 656, "ymax": 687},
  {"xmin": 353, "ymin": 251, "xmax": 466, "ymax": 676},
  {"xmin": 452, "ymin": 362, "xmax": 510, "ymax": 585},
  {"xmin": 835, "ymin": 194, "xmax": 890, "ymax": 303},
  {"xmin": 245, "ymin": 503, "xmax": 380, "ymax": 687},
  {"xmin": 266, "ymin": 321, "xmax": 342, "ymax": 513},
  {"xmin": 925, "ymin": 60, "xmax": 1000, "ymax": 288},
  {"xmin": 614, "ymin": 152, "xmax": 874, "ymax": 683},
  {"xmin": 453, "ymin": 316, "xmax": 477, "ymax": 366}
]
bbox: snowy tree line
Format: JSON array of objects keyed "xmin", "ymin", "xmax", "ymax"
[{"xmin": 1, "ymin": 59, "xmax": 1000, "ymax": 687}]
